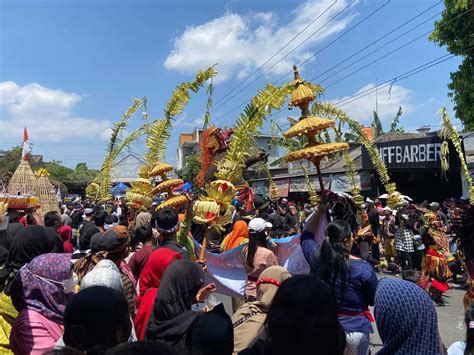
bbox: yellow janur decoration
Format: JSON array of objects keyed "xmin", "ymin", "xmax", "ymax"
[{"xmin": 284, "ymin": 66, "xmax": 349, "ymax": 197}]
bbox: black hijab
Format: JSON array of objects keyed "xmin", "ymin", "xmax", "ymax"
[
  {"xmin": 145, "ymin": 260, "xmax": 204, "ymax": 349},
  {"xmin": 6, "ymin": 225, "xmax": 55, "ymax": 270},
  {"xmin": 188, "ymin": 303, "xmax": 233, "ymax": 355},
  {"xmin": 0, "ymin": 225, "xmax": 57, "ymax": 292}
]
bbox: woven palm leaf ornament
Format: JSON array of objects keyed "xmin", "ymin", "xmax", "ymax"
[
  {"xmin": 331, "ymin": 125, "xmax": 364, "ymax": 207},
  {"xmin": 86, "ymin": 97, "xmax": 147, "ymax": 202},
  {"xmin": 316, "ymin": 102, "xmax": 404, "ymax": 209},
  {"xmin": 194, "ymin": 82, "xmax": 293, "ymax": 259},
  {"xmin": 283, "ymin": 66, "xmax": 349, "ymax": 201},
  {"xmin": 35, "ymin": 168, "xmax": 60, "ymax": 219},
  {"xmin": 439, "ymin": 107, "xmax": 474, "ymax": 204},
  {"xmin": 263, "ymin": 164, "xmax": 280, "ymax": 202},
  {"xmin": 125, "ymin": 66, "xmax": 217, "ymax": 212}
]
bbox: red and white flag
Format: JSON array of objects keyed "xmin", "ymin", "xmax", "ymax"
[{"xmin": 22, "ymin": 127, "xmax": 30, "ymax": 161}]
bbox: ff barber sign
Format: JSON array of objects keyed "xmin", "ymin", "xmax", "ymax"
[{"xmin": 361, "ymin": 136, "xmax": 461, "ymax": 169}]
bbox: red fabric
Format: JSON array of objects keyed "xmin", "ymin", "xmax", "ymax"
[
  {"xmin": 338, "ymin": 309, "xmax": 375, "ymax": 323},
  {"xmin": 426, "ymin": 248, "xmax": 441, "ymax": 257},
  {"xmin": 22, "ymin": 127, "xmax": 30, "ymax": 161},
  {"xmin": 58, "ymin": 225, "xmax": 74, "ymax": 253},
  {"xmin": 134, "ymin": 248, "xmax": 181, "ymax": 340},
  {"xmin": 128, "ymin": 245, "xmax": 155, "ymax": 280},
  {"xmin": 20, "ymin": 216, "xmax": 28, "ymax": 226},
  {"xmin": 134, "ymin": 288, "xmax": 158, "ymax": 340},
  {"xmin": 431, "ymin": 278, "xmax": 449, "ymax": 292},
  {"xmin": 120, "ymin": 261, "xmax": 137, "ymax": 288}
]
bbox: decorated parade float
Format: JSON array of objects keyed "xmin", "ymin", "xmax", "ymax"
[{"xmin": 0, "ymin": 129, "xmax": 42, "ymax": 217}]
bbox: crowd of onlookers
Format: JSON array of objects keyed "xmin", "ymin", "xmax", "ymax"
[{"xmin": 0, "ymin": 193, "xmax": 471, "ymax": 354}]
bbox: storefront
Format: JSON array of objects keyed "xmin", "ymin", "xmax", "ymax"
[
  {"xmin": 250, "ymin": 171, "xmax": 373, "ymax": 199},
  {"xmin": 361, "ymin": 134, "xmax": 462, "ymax": 202}
]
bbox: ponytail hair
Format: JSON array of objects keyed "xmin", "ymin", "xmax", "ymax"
[
  {"xmin": 465, "ymin": 303, "xmax": 474, "ymax": 355},
  {"xmin": 246, "ymin": 231, "xmax": 267, "ymax": 268},
  {"xmin": 311, "ymin": 220, "xmax": 352, "ymax": 293}
]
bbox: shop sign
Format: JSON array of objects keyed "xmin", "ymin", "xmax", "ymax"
[{"xmin": 361, "ymin": 136, "xmax": 460, "ymax": 169}]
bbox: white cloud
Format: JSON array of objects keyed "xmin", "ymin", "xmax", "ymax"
[
  {"xmin": 0, "ymin": 81, "xmax": 111, "ymax": 142},
  {"xmin": 330, "ymin": 83, "xmax": 412, "ymax": 123},
  {"xmin": 163, "ymin": 0, "xmax": 357, "ymax": 82},
  {"xmin": 174, "ymin": 113, "xmax": 204, "ymax": 129}
]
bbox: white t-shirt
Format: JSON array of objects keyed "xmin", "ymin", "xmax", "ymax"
[{"xmin": 447, "ymin": 341, "xmax": 466, "ymax": 355}]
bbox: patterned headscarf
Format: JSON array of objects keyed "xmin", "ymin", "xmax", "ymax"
[
  {"xmin": 375, "ymin": 278, "xmax": 442, "ymax": 355},
  {"xmin": 11, "ymin": 253, "xmax": 73, "ymax": 324},
  {"xmin": 80, "ymin": 259, "xmax": 123, "ymax": 293}
]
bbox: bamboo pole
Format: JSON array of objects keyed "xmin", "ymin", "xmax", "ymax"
[
  {"xmin": 199, "ymin": 226, "xmax": 211, "ymax": 261},
  {"xmin": 315, "ymin": 162, "xmax": 325, "ymax": 195}
]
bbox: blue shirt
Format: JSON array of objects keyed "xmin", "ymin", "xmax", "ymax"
[{"xmin": 300, "ymin": 230, "xmax": 378, "ymax": 334}]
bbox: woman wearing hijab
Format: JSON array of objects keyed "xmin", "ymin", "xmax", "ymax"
[
  {"xmin": 0, "ymin": 225, "xmax": 59, "ymax": 352},
  {"xmin": 188, "ymin": 303, "xmax": 233, "ymax": 355},
  {"xmin": 375, "ymin": 278, "xmax": 443, "ymax": 355},
  {"xmin": 232, "ymin": 266, "xmax": 290, "ymax": 354},
  {"xmin": 63, "ymin": 286, "xmax": 131, "ymax": 354},
  {"xmin": 9, "ymin": 253, "xmax": 75, "ymax": 355},
  {"xmin": 134, "ymin": 248, "xmax": 181, "ymax": 340},
  {"xmin": 145, "ymin": 260, "xmax": 216, "ymax": 352},
  {"xmin": 240, "ymin": 275, "xmax": 346, "ymax": 355},
  {"xmin": 73, "ymin": 225, "xmax": 136, "ymax": 318},
  {"xmin": 221, "ymin": 220, "xmax": 249, "ymax": 252},
  {"xmin": 58, "ymin": 225, "xmax": 74, "ymax": 253}
]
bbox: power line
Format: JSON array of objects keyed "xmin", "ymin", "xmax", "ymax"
[
  {"xmin": 212, "ymin": 0, "xmax": 359, "ymax": 112},
  {"xmin": 325, "ymin": 29, "xmax": 433, "ymax": 88},
  {"xmin": 313, "ymin": 3, "xmax": 443, "ymax": 83},
  {"xmin": 214, "ymin": 4, "xmax": 468, "ymax": 124},
  {"xmin": 320, "ymin": 7, "xmax": 472, "ymax": 88},
  {"xmin": 272, "ymin": 0, "xmax": 392, "ymax": 85},
  {"xmin": 262, "ymin": 50, "xmax": 466, "ymax": 130},
  {"xmin": 212, "ymin": 0, "xmax": 339, "ymax": 107},
  {"xmin": 213, "ymin": 0, "xmax": 392, "ymax": 122}
]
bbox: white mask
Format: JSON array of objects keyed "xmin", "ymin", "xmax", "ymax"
[
  {"xmin": 34, "ymin": 271, "xmax": 78, "ymax": 294},
  {"xmin": 62, "ymin": 272, "xmax": 78, "ymax": 294}
]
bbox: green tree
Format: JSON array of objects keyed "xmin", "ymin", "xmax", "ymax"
[
  {"xmin": 0, "ymin": 147, "xmax": 22, "ymax": 183},
  {"xmin": 68, "ymin": 163, "xmax": 99, "ymax": 185},
  {"xmin": 431, "ymin": 0, "xmax": 474, "ymax": 129},
  {"xmin": 389, "ymin": 106, "xmax": 404, "ymax": 133},
  {"xmin": 45, "ymin": 160, "xmax": 73, "ymax": 183},
  {"xmin": 182, "ymin": 153, "xmax": 201, "ymax": 183},
  {"xmin": 371, "ymin": 111, "xmax": 384, "ymax": 139}
]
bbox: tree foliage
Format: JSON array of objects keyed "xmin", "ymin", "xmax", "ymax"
[
  {"xmin": 371, "ymin": 111, "xmax": 384, "ymax": 139},
  {"xmin": 389, "ymin": 106, "xmax": 404, "ymax": 132},
  {"xmin": 144, "ymin": 65, "xmax": 217, "ymax": 165},
  {"xmin": 182, "ymin": 152, "xmax": 202, "ymax": 183},
  {"xmin": 0, "ymin": 147, "xmax": 23, "ymax": 185},
  {"xmin": 430, "ymin": 0, "xmax": 474, "ymax": 129},
  {"xmin": 0, "ymin": 147, "xmax": 98, "ymax": 191}
]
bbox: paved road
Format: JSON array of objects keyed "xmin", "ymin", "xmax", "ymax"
[{"xmin": 216, "ymin": 274, "xmax": 467, "ymax": 351}]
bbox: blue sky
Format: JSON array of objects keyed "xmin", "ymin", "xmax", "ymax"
[{"xmin": 0, "ymin": 0, "xmax": 463, "ymax": 169}]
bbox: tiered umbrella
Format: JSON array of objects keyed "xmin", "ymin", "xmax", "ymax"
[{"xmin": 283, "ymin": 66, "xmax": 349, "ymax": 201}]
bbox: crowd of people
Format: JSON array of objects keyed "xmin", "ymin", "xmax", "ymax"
[{"xmin": 0, "ymin": 191, "xmax": 472, "ymax": 355}]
